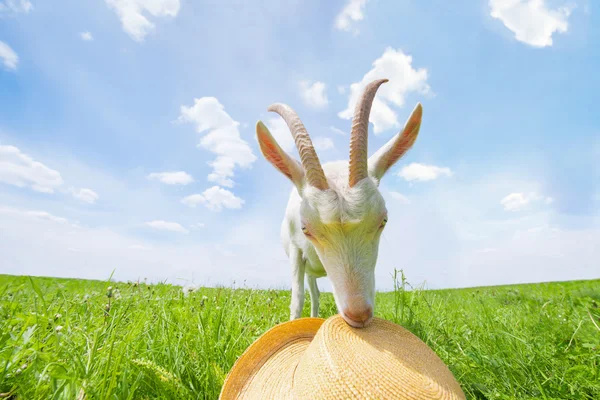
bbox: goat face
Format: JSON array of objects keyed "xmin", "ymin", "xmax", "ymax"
[{"xmin": 299, "ymin": 178, "xmax": 387, "ymax": 327}]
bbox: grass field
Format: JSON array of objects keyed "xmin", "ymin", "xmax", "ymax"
[{"xmin": 0, "ymin": 272, "xmax": 599, "ymax": 399}]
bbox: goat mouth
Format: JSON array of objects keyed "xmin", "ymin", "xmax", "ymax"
[{"xmin": 341, "ymin": 313, "xmax": 374, "ymax": 328}]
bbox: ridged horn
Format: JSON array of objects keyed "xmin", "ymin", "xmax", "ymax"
[
  {"xmin": 348, "ymin": 78, "xmax": 389, "ymax": 187},
  {"xmin": 267, "ymin": 103, "xmax": 329, "ymax": 190}
]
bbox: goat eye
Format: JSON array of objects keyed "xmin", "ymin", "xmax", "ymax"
[
  {"xmin": 301, "ymin": 226, "xmax": 311, "ymax": 236},
  {"xmin": 380, "ymin": 217, "xmax": 388, "ymax": 228}
]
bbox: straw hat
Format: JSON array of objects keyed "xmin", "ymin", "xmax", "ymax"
[{"xmin": 220, "ymin": 315, "xmax": 465, "ymax": 399}]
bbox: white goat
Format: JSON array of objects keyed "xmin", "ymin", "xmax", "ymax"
[{"xmin": 255, "ymin": 79, "xmax": 423, "ymax": 328}]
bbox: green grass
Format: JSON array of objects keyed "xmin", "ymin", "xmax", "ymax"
[{"xmin": 0, "ymin": 272, "xmax": 598, "ymax": 399}]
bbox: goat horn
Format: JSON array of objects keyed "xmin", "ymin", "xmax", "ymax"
[
  {"xmin": 267, "ymin": 103, "xmax": 329, "ymax": 190},
  {"xmin": 348, "ymin": 78, "xmax": 388, "ymax": 187}
]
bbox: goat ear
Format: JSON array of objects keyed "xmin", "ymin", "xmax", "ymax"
[
  {"xmin": 256, "ymin": 121, "xmax": 305, "ymax": 190},
  {"xmin": 368, "ymin": 103, "xmax": 422, "ymax": 183}
]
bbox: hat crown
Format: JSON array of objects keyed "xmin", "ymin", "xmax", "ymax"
[{"xmin": 292, "ymin": 316, "xmax": 465, "ymax": 399}]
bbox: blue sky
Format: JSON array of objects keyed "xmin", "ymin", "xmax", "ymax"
[{"xmin": 0, "ymin": 0, "xmax": 598, "ymax": 291}]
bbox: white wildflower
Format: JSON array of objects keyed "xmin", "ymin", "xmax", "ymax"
[{"xmin": 182, "ymin": 284, "xmax": 198, "ymax": 297}]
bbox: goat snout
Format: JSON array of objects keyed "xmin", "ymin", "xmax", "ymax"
[{"xmin": 342, "ymin": 306, "xmax": 373, "ymax": 328}]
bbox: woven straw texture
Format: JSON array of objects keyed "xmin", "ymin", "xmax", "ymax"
[
  {"xmin": 219, "ymin": 315, "xmax": 465, "ymax": 400},
  {"xmin": 292, "ymin": 316, "xmax": 465, "ymax": 399},
  {"xmin": 219, "ymin": 317, "xmax": 325, "ymax": 400}
]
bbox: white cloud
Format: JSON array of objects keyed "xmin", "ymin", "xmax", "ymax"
[
  {"xmin": 190, "ymin": 222, "xmax": 205, "ymax": 229},
  {"xmin": 0, "ymin": 206, "xmax": 69, "ymax": 225},
  {"xmin": 0, "ymin": 0, "xmax": 32, "ymax": 14},
  {"xmin": 339, "ymin": 48, "xmax": 430, "ymax": 134},
  {"xmin": 80, "ymin": 31, "xmax": 94, "ymax": 41},
  {"xmin": 489, "ymin": 0, "xmax": 573, "ymax": 47},
  {"xmin": 147, "ymin": 171, "xmax": 194, "ymax": 185},
  {"xmin": 178, "ymin": 97, "xmax": 256, "ymax": 188},
  {"xmin": 389, "ymin": 191, "xmax": 410, "ymax": 204},
  {"xmin": 298, "ymin": 80, "xmax": 329, "ymax": 109},
  {"xmin": 500, "ymin": 192, "xmax": 553, "ymax": 211},
  {"xmin": 335, "ymin": 0, "xmax": 368, "ymax": 34},
  {"xmin": 0, "ymin": 145, "xmax": 64, "ymax": 192},
  {"xmin": 181, "ymin": 186, "xmax": 244, "ymax": 212},
  {"xmin": 397, "ymin": 163, "xmax": 453, "ymax": 182},
  {"xmin": 146, "ymin": 220, "xmax": 189, "ymax": 234},
  {"xmin": 330, "ymin": 126, "xmax": 346, "ymax": 136},
  {"xmin": 501, "ymin": 192, "xmax": 530, "ymax": 211},
  {"xmin": 71, "ymin": 188, "xmax": 99, "ymax": 204},
  {"xmin": 0, "ymin": 40, "xmax": 18, "ymax": 70},
  {"xmin": 104, "ymin": 0, "xmax": 180, "ymax": 42},
  {"xmin": 313, "ymin": 137, "xmax": 334, "ymax": 151}
]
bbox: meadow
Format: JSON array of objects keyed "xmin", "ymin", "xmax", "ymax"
[{"xmin": 0, "ymin": 272, "xmax": 598, "ymax": 399}]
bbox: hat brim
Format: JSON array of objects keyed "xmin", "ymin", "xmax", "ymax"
[{"xmin": 219, "ymin": 317, "xmax": 325, "ymax": 400}]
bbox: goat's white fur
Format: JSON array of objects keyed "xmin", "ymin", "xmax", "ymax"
[{"xmin": 256, "ymin": 82, "xmax": 422, "ymax": 328}]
